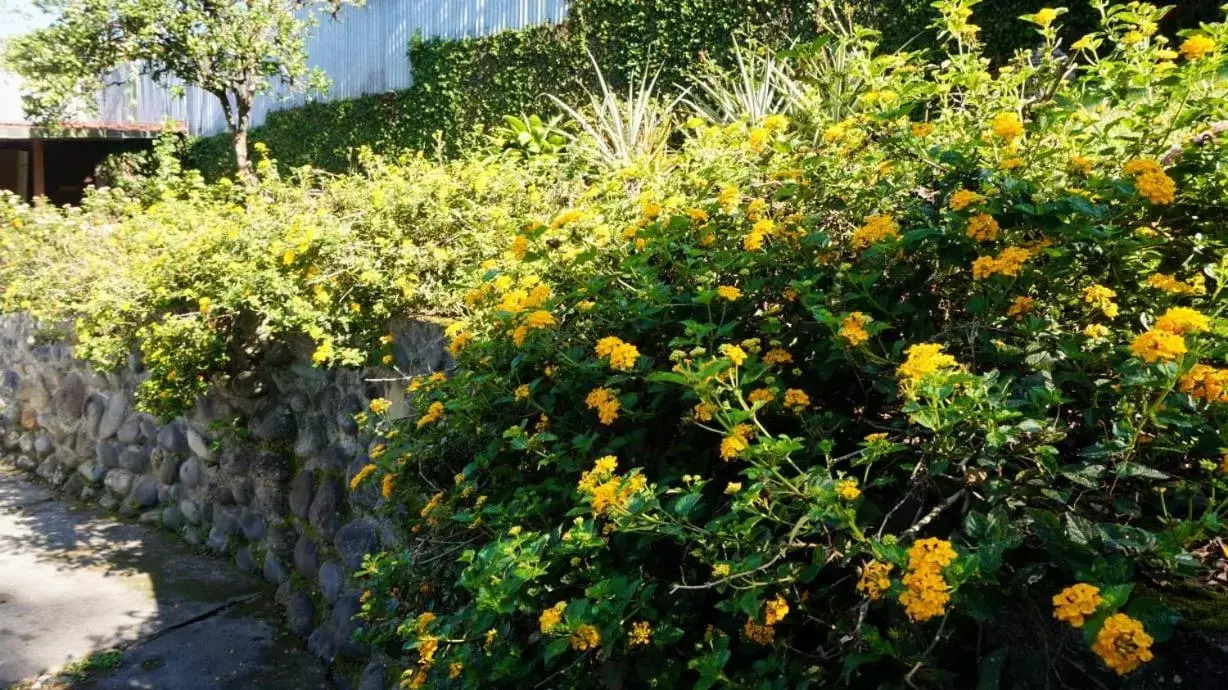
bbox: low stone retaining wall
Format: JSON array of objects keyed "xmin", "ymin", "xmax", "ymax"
[{"xmin": 0, "ymin": 313, "xmax": 445, "ymax": 688}]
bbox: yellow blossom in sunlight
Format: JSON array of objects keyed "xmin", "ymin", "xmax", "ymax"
[
  {"xmin": 1130, "ymin": 329, "xmax": 1186, "ymax": 363},
  {"xmin": 1053, "ymin": 583, "xmax": 1103, "ymax": 628},
  {"xmin": 1155, "ymin": 307, "xmax": 1210, "ymax": 335},
  {"xmin": 1146, "ymin": 273, "xmax": 1205, "ymax": 295},
  {"xmin": 514, "ymin": 384, "xmax": 530, "ymax": 401},
  {"xmin": 449, "ymin": 662, "xmax": 464, "ymax": 680},
  {"xmin": 991, "ymin": 112, "xmax": 1024, "ymax": 141},
  {"xmin": 764, "ymin": 596, "xmax": 789, "ymax": 625},
  {"xmin": 748, "ymin": 126, "xmax": 770, "ymax": 152},
  {"xmin": 1179, "ymin": 364, "xmax": 1228, "ymax": 404},
  {"xmin": 1180, "ymin": 35, "xmax": 1215, "ymax": 60},
  {"xmin": 539, "ymin": 602, "xmax": 566, "ymax": 634},
  {"xmin": 763, "ymin": 114, "xmax": 789, "ymax": 132},
  {"xmin": 763, "ymin": 348, "xmax": 793, "ymax": 365},
  {"xmin": 1070, "ymin": 155, "xmax": 1093, "ymax": 175},
  {"xmin": 628, "ymin": 621, "xmax": 653, "ymax": 647},
  {"xmin": 1123, "ymin": 159, "xmax": 1175, "ymax": 204},
  {"xmin": 416, "ymin": 401, "xmax": 445, "ymax": 429},
  {"xmin": 687, "ymin": 208, "xmax": 709, "ymax": 224},
  {"xmin": 551, "ymin": 209, "xmax": 586, "ymax": 230},
  {"xmin": 1083, "ymin": 285, "xmax": 1118, "ymax": 318},
  {"xmin": 718, "ymin": 186, "xmax": 740, "ymax": 213},
  {"xmin": 448, "ymin": 330, "xmax": 473, "ymax": 355},
  {"xmin": 369, "ymin": 398, "xmax": 391, "ymax": 414},
  {"xmin": 897, "ymin": 343, "xmax": 959, "ymax": 383},
  {"xmin": 712, "ymin": 563, "xmax": 731, "ymax": 578},
  {"xmin": 720, "ymin": 424, "xmax": 754, "ymax": 461},
  {"xmin": 949, "ymin": 189, "xmax": 983, "ymax": 211},
  {"xmin": 585, "ymin": 387, "xmax": 621, "ymax": 425},
  {"xmin": 748, "ymin": 388, "xmax": 775, "ymax": 405},
  {"xmin": 1034, "ymin": 8, "xmax": 1059, "ymax": 28},
  {"xmin": 783, "ymin": 389, "xmax": 810, "ymax": 410},
  {"xmin": 839, "ymin": 312, "xmax": 872, "ymax": 346},
  {"xmin": 724, "ymin": 482, "xmax": 742, "ymax": 495},
  {"xmin": 1092, "ymin": 614, "xmax": 1154, "ymax": 675},
  {"xmin": 693, "ymin": 402, "xmax": 715, "ymax": 422},
  {"xmin": 857, "ymin": 560, "xmax": 893, "ymax": 600},
  {"xmin": 911, "ymin": 122, "xmax": 934, "ymax": 138},
  {"xmin": 720, "ymin": 344, "xmax": 747, "ymax": 366},
  {"xmin": 835, "ymin": 478, "xmax": 861, "ymax": 500},
  {"xmin": 1007, "ymin": 296, "xmax": 1035, "ymax": 318},
  {"xmin": 850, "ymin": 214, "xmax": 899, "ymax": 250},
  {"xmin": 965, "ymin": 213, "xmax": 999, "ymax": 241},
  {"xmin": 1083, "ymin": 323, "xmax": 1110, "ymax": 339},
  {"xmin": 972, "ymin": 246, "xmax": 1033, "ymax": 279},
  {"xmin": 1072, "ymin": 34, "xmax": 1095, "ymax": 51},
  {"xmin": 382, "ymin": 473, "xmax": 394, "ymax": 498},
  {"xmin": 1000, "ymin": 156, "xmax": 1024, "ymax": 171},
  {"xmin": 746, "ymin": 197, "xmax": 768, "ymax": 220},
  {"xmin": 511, "ymin": 235, "xmax": 529, "ymax": 259},
  {"xmin": 717, "ymin": 285, "xmax": 742, "ymax": 301},
  {"xmin": 571, "ymin": 625, "xmax": 600, "ymax": 651},
  {"xmin": 349, "ymin": 464, "xmax": 377, "ymax": 490}
]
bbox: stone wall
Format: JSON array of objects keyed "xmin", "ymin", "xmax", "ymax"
[{"xmin": 0, "ymin": 313, "xmax": 448, "ymax": 689}]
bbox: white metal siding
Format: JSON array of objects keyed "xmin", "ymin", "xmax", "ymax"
[{"xmin": 99, "ymin": 0, "xmax": 570, "ymax": 137}]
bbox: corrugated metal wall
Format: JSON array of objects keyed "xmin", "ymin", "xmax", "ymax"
[{"xmin": 99, "ymin": 0, "xmax": 570, "ymax": 137}]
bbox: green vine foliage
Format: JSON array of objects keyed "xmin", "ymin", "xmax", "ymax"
[{"xmin": 185, "ymin": 0, "xmax": 1218, "ymax": 179}]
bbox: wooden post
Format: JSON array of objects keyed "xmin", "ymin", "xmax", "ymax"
[{"xmin": 31, "ymin": 139, "xmax": 45, "ymax": 199}]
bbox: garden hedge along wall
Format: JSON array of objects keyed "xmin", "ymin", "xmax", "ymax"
[{"xmin": 184, "ymin": 0, "xmax": 1218, "ymax": 178}]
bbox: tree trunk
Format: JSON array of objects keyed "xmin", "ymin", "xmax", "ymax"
[{"xmin": 231, "ymin": 95, "xmax": 254, "ymax": 184}]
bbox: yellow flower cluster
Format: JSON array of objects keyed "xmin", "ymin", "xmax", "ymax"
[
  {"xmin": 692, "ymin": 402, "xmax": 715, "ymax": 422},
  {"xmin": 539, "ymin": 602, "xmax": 566, "ymax": 633},
  {"xmin": 570, "ymin": 624, "xmax": 601, "ymax": 651},
  {"xmin": 899, "ymin": 538, "xmax": 957, "ymax": 621},
  {"xmin": 1180, "ymin": 35, "xmax": 1216, "ymax": 60},
  {"xmin": 512, "ymin": 309, "xmax": 557, "ymax": 347},
  {"xmin": 1146, "ymin": 273, "xmax": 1205, "ymax": 295},
  {"xmin": 835, "ymin": 478, "xmax": 861, "ymax": 500},
  {"xmin": 577, "ymin": 455, "xmax": 648, "ymax": 515},
  {"xmin": 1130, "ymin": 329, "xmax": 1187, "ymax": 362},
  {"xmin": 744, "ymin": 218, "xmax": 775, "ymax": 251},
  {"xmin": 1131, "ymin": 307, "xmax": 1209, "ymax": 362},
  {"xmin": 1033, "ymin": 7, "xmax": 1059, "ymax": 27},
  {"xmin": 748, "ymin": 388, "xmax": 775, "ymax": 405},
  {"xmin": 971, "ymin": 246, "xmax": 1033, "ymax": 279},
  {"xmin": 497, "ymin": 281, "xmax": 552, "ymax": 314},
  {"xmin": 1051, "ymin": 583, "xmax": 1102, "ymax": 628},
  {"xmin": 965, "ymin": 213, "xmax": 999, "ymax": 242},
  {"xmin": 416, "ymin": 401, "xmax": 445, "ymax": 429},
  {"xmin": 595, "ymin": 336, "xmax": 641, "ymax": 371},
  {"xmin": 585, "ymin": 387, "xmax": 621, "ymax": 425},
  {"xmin": 743, "ymin": 619, "xmax": 775, "ymax": 644},
  {"xmin": 1083, "ymin": 323, "xmax": 1110, "ymax": 339},
  {"xmin": 1007, "ymin": 296, "xmax": 1035, "ymax": 317},
  {"xmin": 369, "ymin": 397, "xmax": 391, "ymax": 414},
  {"xmin": 850, "ymin": 214, "xmax": 899, "ymax": 250},
  {"xmin": 764, "ymin": 595, "xmax": 789, "ymax": 625},
  {"xmin": 720, "ymin": 424, "xmax": 754, "ymax": 461},
  {"xmin": 1123, "ymin": 159, "xmax": 1176, "ymax": 205},
  {"xmin": 783, "ymin": 388, "xmax": 810, "ymax": 410},
  {"xmin": 1083, "ymin": 284, "xmax": 1119, "ymax": 318},
  {"xmin": 911, "ymin": 122, "xmax": 935, "ymax": 138},
  {"xmin": 763, "ymin": 348, "xmax": 793, "ymax": 365},
  {"xmin": 949, "ymin": 189, "xmax": 983, "ymax": 211},
  {"xmin": 510, "ymin": 234, "xmax": 529, "ymax": 259},
  {"xmin": 514, "ymin": 384, "xmax": 530, "ymax": 401},
  {"xmin": 896, "ymin": 343, "xmax": 959, "ymax": 383},
  {"xmin": 991, "ymin": 112, "xmax": 1024, "ymax": 141},
  {"xmin": 857, "ymin": 560, "xmax": 893, "ymax": 600},
  {"xmin": 382, "ymin": 473, "xmax": 395, "ymax": 498},
  {"xmin": 717, "ymin": 285, "xmax": 742, "ymax": 301},
  {"xmin": 1155, "ymin": 306, "xmax": 1210, "ymax": 335},
  {"xmin": 448, "ymin": 330, "xmax": 473, "ymax": 355},
  {"xmin": 720, "ymin": 343, "xmax": 747, "ymax": 366},
  {"xmin": 628, "ymin": 621, "xmax": 653, "ymax": 647},
  {"xmin": 839, "ymin": 312, "xmax": 871, "ymax": 346},
  {"xmin": 1179, "ymin": 364, "xmax": 1228, "ymax": 404},
  {"xmin": 349, "ymin": 463, "xmax": 377, "ymax": 490},
  {"xmin": 1092, "ymin": 613, "xmax": 1154, "ymax": 675}
]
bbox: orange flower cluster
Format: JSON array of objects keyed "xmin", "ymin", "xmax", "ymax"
[
  {"xmin": 1179, "ymin": 364, "xmax": 1228, "ymax": 404},
  {"xmin": 898, "ymin": 538, "xmax": 956, "ymax": 621}
]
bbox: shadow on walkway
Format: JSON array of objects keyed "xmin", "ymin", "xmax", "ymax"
[{"xmin": 0, "ymin": 465, "xmax": 329, "ymax": 689}]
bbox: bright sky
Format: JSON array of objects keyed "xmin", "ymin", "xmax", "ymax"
[{"xmin": 0, "ymin": 0, "xmax": 53, "ymax": 39}]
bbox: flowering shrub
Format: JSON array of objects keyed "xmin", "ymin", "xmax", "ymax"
[
  {"xmin": 3, "ymin": 1, "xmax": 1228, "ymax": 687},
  {"xmin": 351, "ymin": 3, "xmax": 1228, "ymax": 687}
]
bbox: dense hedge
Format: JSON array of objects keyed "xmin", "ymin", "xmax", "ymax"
[
  {"xmin": 186, "ymin": 0, "xmax": 1220, "ymax": 178},
  {"xmin": 11, "ymin": 2, "xmax": 1228, "ymax": 687}
]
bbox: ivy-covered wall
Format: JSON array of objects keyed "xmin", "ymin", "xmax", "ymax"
[{"xmin": 185, "ymin": 0, "xmax": 1218, "ymax": 178}]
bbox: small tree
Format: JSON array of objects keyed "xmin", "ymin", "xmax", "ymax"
[{"xmin": 3, "ymin": 0, "xmax": 355, "ymax": 179}]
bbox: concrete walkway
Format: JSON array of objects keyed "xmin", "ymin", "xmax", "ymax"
[{"xmin": 0, "ymin": 465, "xmax": 329, "ymax": 689}]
